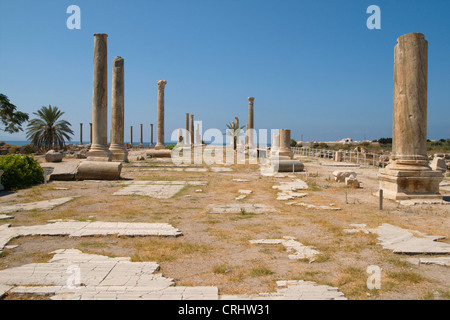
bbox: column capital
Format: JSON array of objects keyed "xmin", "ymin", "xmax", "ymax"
[
  {"xmin": 190, "ymin": 114, "xmax": 194, "ymax": 119},
  {"xmin": 93, "ymin": 33, "xmax": 108, "ymax": 38},
  {"xmin": 157, "ymin": 80, "xmax": 167, "ymax": 90},
  {"xmin": 248, "ymin": 97, "xmax": 255, "ymax": 103}
]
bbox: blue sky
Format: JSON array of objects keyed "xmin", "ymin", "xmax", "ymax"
[{"xmin": 1, "ymin": 0, "xmax": 449, "ymax": 143}]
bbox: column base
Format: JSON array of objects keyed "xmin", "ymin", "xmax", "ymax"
[
  {"xmin": 379, "ymin": 165, "xmax": 443, "ymax": 201},
  {"xmin": 154, "ymin": 143, "xmax": 165, "ymax": 150},
  {"xmin": 87, "ymin": 146, "xmax": 112, "ymax": 162},
  {"xmin": 109, "ymin": 145, "xmax": 129, "ymax": 163}
]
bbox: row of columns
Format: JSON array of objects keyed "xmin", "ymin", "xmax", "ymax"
[{"xmin": 86, "ymin": 33, "xmax": 167, "ymax": 162}]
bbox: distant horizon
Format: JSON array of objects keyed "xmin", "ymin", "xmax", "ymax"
[{"xmin": 1, "ymin": 1, "xmax": 449, "ymax": 143}]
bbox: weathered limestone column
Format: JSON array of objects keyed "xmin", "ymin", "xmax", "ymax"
[
  {"xmin": 278, "ymin": 129, "xmax": 293, "ymax": 159},
  {"xmin": 109, "ymin": 56, "xmax": 128, "ymax": 162},
  {"xmin": 247, "ymin": 97, "xmax": 254, "ymax": 147},
  {"xmin": 89, "ymin": 123, "xmax": 92, "ymax": 145},
  {"xmin": 155, "ymin": 80, "xmax": 167, "ymax": 150},
  {"xmin": 185, "ymin": 113, "xmax": 190, "ymax": 145},
  {"xmin": 379, "ymin": 33, "xmax": 443, "ymax": 200},
  {"xmin": 87, "ymin": 33, "xmax": 112, "ymax": 161},
  {"xmin": 139, "ymin": 124, "xmax": 143, "ymax": 147},
  {"xmin": 190, "ymin": 114, "xmax": 194, "ymax": 147},
  {"xmin": 195, "ymin": 123, "xmax": 201, "ymax": 145},
  {"xmin": 79, "ymin": 123, "xmax": 83, "ymax": 145},
  {"xmin": 150, "ymin": 123, "xmax": 154, "ymax": 147},
  {"xmin": 130, "ymin": 126, "xmax": 133, "ymax": 147}
]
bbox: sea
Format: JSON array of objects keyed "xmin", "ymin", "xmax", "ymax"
[{"xmin": 1, "ymin": 141, "xmax": 236, "ymax": 147}]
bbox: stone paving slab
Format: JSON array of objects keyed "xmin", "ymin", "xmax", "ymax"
[
  {"xmin": 232, "ymin": 179, "xmax": 251, "ymax": 182},
  {"xmin": 114, "ymin": 181, "xmax": 207, "ymax": 198},
  {"xmin": 211, "ymin": 167, "xmax": 233, "ymax": 173},
  {"xmin": 0, "ymin": 221, "xmax": 182, "ymax": 251},
  {"xmin": 250, "ymin": 237, "xmax": 320, "ymax": 261},
  {"xmin": 407, "ymin": 257, "xmax": 450, "ymax": 267},
  {"xmin": 220, "ymin": 280, "xmax": 346, "ymax": 300},
  {"xmin": 0, "ymin": 197, "xmax": 77, "ymax": 214},
  {"xmin": 347, "ymin": 223, "xmax": 450, "ymax": 254},
  {"xmin": 0, "ymin": 214, "xmax": 13, "ymax": 220},
  {"xmin": 0, "ymin": 249, "xmax": 345, "ymax": 300},
  {"xmin": 208, "ymin": 203, "xmax": 278, "ymax": 214},
  {"xmin": 0, "ymin": 285, "xmax": 12, "ymax": 298},
  {"xmin": 289, "ymin": 202, "xmax": 341, "ymax": 211}
]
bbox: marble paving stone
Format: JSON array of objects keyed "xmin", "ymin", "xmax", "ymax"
[
  {"xmin": 208, "ymin": 203, "xmax": 278, "ymax": 214},
  {"xmin": 0, "ymin": 221, "xmax": 182, "ymax": 251},
  {"xmin": 347, "ymin": 223, "xmax": 450, "ymax": 254},
  {"xmin": 291, "ymin": 202, "xmax": 341, "ymax": 211},
  {"xmin": 0, "ymin": 197, "xmax": 77, "ymax": 214},
  {"xmin": 114, "ymin": 181, "xmax": 207, "ymax": 198},
  {"xmin": 0, "ymin": 215, "xmax": 13, "ymax": 220},
  {"xmin": 250, "ymin": 237, "xmax": 320, "ymax": 260},
  {"xmin": 232, "ymin": 179, "xmax": 251, "ymax": 182},
  {"xmin": 211, "ymin": 167, "xmax": 233, "ymax": 172},
  {"xmin": 0, "ymin": 250, "xmax": 345, "ymax": 300}
]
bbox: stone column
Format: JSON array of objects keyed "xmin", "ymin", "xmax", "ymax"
[
  {"xmin": 247, "ymin": 97, "xmax": 254, "ymax": 147},
  {"xmin": 87, "ymin": 33, "xmax": 112, "ymax": 161},
  {"xmin": 190, "ymin": 114, "xmax": 194, "ymax": 147},
  {"xmin": 150, "ymin": 123, "xmax": 154, "ymax": 147},
  {"xmin": 278, "ymin": 129, "xmax": 293, "ymax": 159},
  {"xmin": 139, "ymin": 124, "xmax": 143, "ymax": 147},
  {"xmin": 130, "ymin": 126, "xmax": 133, "ymax": 146},
  {"xmin": 89, "ymin": 123, "xmax": 92, "ymax": 145},
  {"xmin": 109, "ymin": 56, "xmax": 128, "ymax": 162},
  {"xmin": 79, "ymin": 123, "xmax": 83, "ymax": 145},
  {"xmin": 379, "ymin": 33, "xmax": 443, "ymax": 200},
  {"xmin": 185, "ymin": 113, "xmax": 190, "ymax": 145},
  {"xmin": 155, "ymin": 80, "xmax": 167, "ymax": 150}
]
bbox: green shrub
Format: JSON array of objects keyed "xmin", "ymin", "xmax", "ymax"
[
  {"xmin": 290, "ymin": 139, "xmax": 297, "ymax": 147},
  {"xmin": 165, "ymin": 144, "xmax": 177, "ymax": 150},
  {"xmin": 0, "ymin": 154, "xmax": 44, "ymax": 191}
]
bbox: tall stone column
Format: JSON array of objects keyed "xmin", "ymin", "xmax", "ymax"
[
  {"xmin": 379, "ymin": 33, "xmax": 443, "ymax": 200},
  {"xmin": 79, "ymin": 123, "xmax": 83, "ymax": 145},
  {"xmin": 89, "ymin": 123, "xmax": 92, "ymax": 145},
  {"xmin": 185, "ymin": 113, "xmax": 190, "ymax": 145},
  {"xmin": 139, "ymin": 124, "xmax": 143, "ymax": 147},
  {"xmin": 278, "ymin": 129, "xmax": 293, "ymax": 159},
  {"xmin": 247, "ymin": 97, "xmax": 254, "ymax": 147},
  {"xmin": 109, "ymin": 56, "xmax": 128, "ymax": 162},
  {"xmin": 190, "ymin": 114, "xmax": 194, "ymax": 147},
  {"xmin": 87, "ymin": 33, "xmax": 112, "ymax": 161},
  {"xmin": 150, "ymin": 123, "xmax": 154, "ymax": 147},
  {"xmin": 155, "ymin": 80, "xmax": 167, "ymax": 150},
  {"xmin": 130, "ymin": 126, "xmax": 133, "ymax": 146}
]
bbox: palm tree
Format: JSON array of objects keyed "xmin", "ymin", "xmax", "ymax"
[
  {"xmin": 225, "ymin": 119, "xmax": 245, "ymax": 150},
  {"xmin": 26, "ymin": 105, "xmax": 74, "ymax": 150}
]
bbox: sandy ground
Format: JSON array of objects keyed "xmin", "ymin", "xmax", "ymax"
[{"xmin": 0, "ymin": 149, "xmax": 449, "ymax": 300}]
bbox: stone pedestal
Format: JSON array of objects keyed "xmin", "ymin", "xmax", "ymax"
[
  {"xmin": 155, "ymin": 80, "xmax": 167, "ymax": 150},
  {"xmin": 379, "ymin": 33, "xmax": 443, "ymax": 200},
  {"xmin": 278, "ymin": 129, "xmax": 294, "ymax": 159},
  {"xmin": 109, "ymin": 56, "xmax": 128, "ymax": 162},
  {"xmin": 87, "ymin": 33, "xmax": 112, "ymax": 161}
]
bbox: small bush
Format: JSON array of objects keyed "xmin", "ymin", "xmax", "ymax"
[
  {"xmin": 165, "ymin": 144, "xmax": 177, "ymax": 150},
  {"xmin": 0, "ymin": 154, "xmax": 44, "ymax": 191},
  {"xmin": 290, "ymin": 139, "xmax": 297, "ymax": 147}
]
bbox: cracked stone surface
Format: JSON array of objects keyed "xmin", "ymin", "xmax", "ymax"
[
  {"xmin": 0, "ymin": 197, "xmax": 77, "ymax": 214},
  {"xmin": 211, "ymin": 167, "xmax": 233, "ymax": 172},
  {"xmin": 347, "ymin": 223, "xmax": 450, "ymax": 254},
  {"xmin": 407, "ymin": 257, "xmax": 450, "ymax": 267},
  {"xmin": 114, "ymin": 181, "xmax": 207, "ymax": 198},
  {"xmin": 273, "ymin": 179, "xmax": 309, "ymax": 201},
  {"xmin": 0, "ymin": 250, "xmax": 345, "ymax": 300},
  {"xmin": 288, "ymin": 202, "xmax": 341, "ymax": 211},
  {"xmin": 208, "ymin": 203, "xmax": 277, "ymax": 214},
  {"xmin": 0, "ymin": 221, "xmax": 182, "ymax": 251},
  {"xmin": 221, "ymin": 280, "xmax": 346, "ymax": 300},
  {"xmin": 250, "ymin": 237, "xmax": 320, "ymax": 260}
]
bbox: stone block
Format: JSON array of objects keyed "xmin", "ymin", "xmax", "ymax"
[
  {"xmin": 45, "ymin": 150, "xmax": 63, "ymax": 162},
  {"xmin": 76, "ymin": 161, "xmax": 122, "ymax": 180},
  {"xmin": 146, "ymin": 149, "xmax": 172, "ymax": 158},
  {"xmin": 271, "ymin": 160, "xmax": 304, "ymax": 172},
  {"xmin": 49, "ymin": 163, "xmax": 79, "ymax": 181}
]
